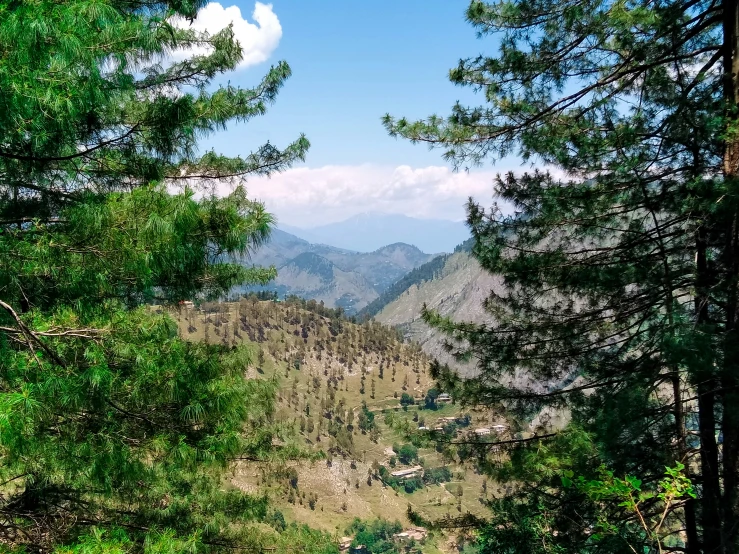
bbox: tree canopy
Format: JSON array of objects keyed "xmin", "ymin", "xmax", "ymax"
[
  {"xmin": 0, "ymin": 0, "xmax": 317, "ymax": 552},
  {"xmin": 385, "ymin": 0, "xmax": 739, "ymax": 552}
]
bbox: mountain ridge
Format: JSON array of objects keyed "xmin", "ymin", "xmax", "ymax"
[
  {"xmin": 283, "ymin": 214, "xmax": 470, "ymax": 253},
  {"xmin": 235, "ymin": 228, "xmax": 438, "ymax": 314}
]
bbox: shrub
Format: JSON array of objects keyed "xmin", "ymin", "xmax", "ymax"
[
  {"xmin": 423, "ymin": 466, "xmax": 453, "ymax": 485},
  {"xmin": 398, "ymin": 444, "xmax": 418, "ymax": 465}
]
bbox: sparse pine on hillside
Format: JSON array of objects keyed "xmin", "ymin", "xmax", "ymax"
[{"xmin": 176, "ymin": 295, "xmax": 434, "ymax": 458}]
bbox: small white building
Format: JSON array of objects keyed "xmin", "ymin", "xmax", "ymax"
[
  {"xmin": 394, "ymin": 527, "xmax": 428, "ymax": 543},
  {"xmin": 436, "ymin": 393, "xmax": 452, "ymax": 403},
  {"xmin": 474, "ymin": 427, "xmax": 491, "ymax": 436},
  {"xmin": 492, "ymin": 424, "xmax": 508, "ymax": 433},
  {"xmin": 390, "ymin": 465, "xmax": 423, "ymax": 479}
]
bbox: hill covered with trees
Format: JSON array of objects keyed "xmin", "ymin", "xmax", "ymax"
[{"xmin": 173, "ymin": 296, "xmax": 510, "ymax": 550}]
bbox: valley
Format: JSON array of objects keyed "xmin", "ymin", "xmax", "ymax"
[{"xmin": 172, "ymin": 296, "xmax": 513, "ymax": 553}]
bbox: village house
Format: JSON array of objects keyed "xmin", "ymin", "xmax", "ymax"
[
  {"xmin": 474, "ymin": 427, "xmax": 491, "ymax": 436},
  {"xmin": 390, "ymin": 465, "xmax": 423, "ymax": 479},
  {"xmin": 338, "ymin": 537, "xmax": 353, "ymax": 552},
  {"xmin": 436, "ymin": 393, "xmax": 452, "ymax": 403},
  {"xmin": 393, "ymin": 527, "xmax": 428, "ymax": 543}
]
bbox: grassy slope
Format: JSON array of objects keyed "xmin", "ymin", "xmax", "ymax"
[{"xmin": 174, "ymin": 299, "xmax": 506, "ymax": 552}]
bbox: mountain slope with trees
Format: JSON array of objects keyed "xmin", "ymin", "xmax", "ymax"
[
  {"xmin": 266, "ymin": 252, "xmax": 380, "ymax": 313},
  {"xmin": 358, "ymin": 240, "xmax": 475, "ymax": 321},
  {"xmin": 174, "ymin": 296, "xmax": 501, "ymax": 551},
  {"xmin": 371, "ymin": 252, "xmax": 495, "ymax": 376}
]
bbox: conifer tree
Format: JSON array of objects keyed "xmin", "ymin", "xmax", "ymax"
[
  {"xmin": 0, "ymin": 0, "xmax": 316, "ymax": 552},
  {"xmin": 386, "ymin": 0, "xmax": 739, "ymax": 552}
]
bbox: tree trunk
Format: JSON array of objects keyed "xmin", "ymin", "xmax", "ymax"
[
  {"xmin": 672, "ymin": 373, "xmax": 700, "ymax": 554},
  {"xmin": 697, "ymin": 225, "xmax": 724, "ymax": 554},
  {"xmin": 723, "ymin": 0, "xmax": 739, "ymax": 550}
]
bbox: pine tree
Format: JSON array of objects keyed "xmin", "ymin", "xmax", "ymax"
[
  {"xmin": 0, "ymin": 0, "xmax": 312, "ymax": 551},
  {"xmin": 386, "ymin": 0, "xmax": 739, "ymax": 552}
]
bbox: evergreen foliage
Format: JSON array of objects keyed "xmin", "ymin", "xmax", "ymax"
[
  {"xmin": 0, "ymin": 0, "xmax": 310, "ymax": 551},
  {"xmin": 346, "ymin": 519, "xmax": 403, "ymax": 554},
  {"xmin": 399, "ymin": 393, "xmax": 415, "ymax": 407},
  {"xmin": 385, "ymin": 0, "xmax": 739, "ymax": 552}
]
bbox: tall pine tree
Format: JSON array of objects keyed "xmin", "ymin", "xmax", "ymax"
[
  {"xmin": 0, "ymin": 0, "xmax": 320, "ymax": 552},
  {"xmin": 386, "ymin": 0, "xmax": 739, "ymax": 552}
]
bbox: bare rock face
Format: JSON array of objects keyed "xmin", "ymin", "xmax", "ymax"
[{"xmin": 374, "ymin": 252, "xmax": 497, "ymax": 378}]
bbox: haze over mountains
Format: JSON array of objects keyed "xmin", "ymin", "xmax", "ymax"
[
  {"xmin": 281, "ymin": 213, "xmax": 470, "ymax": 253},
  {"xmin": 235, "ymin": 228, "xmax": 437, "ymax": 313}
]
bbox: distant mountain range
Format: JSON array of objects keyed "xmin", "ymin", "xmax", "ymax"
[
  {"xmin": 234, "ymin": 228, "xmax": 437, "ymax": 314},
  {"xmin": 281, "ymin": 213, "xmax": 470, "ymax": 253}
]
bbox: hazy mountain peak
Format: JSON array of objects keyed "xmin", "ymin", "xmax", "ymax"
[
  {"xmin": 373, "ymin": 242, "xmax": 425, "ymax": 254},
  {"xmin": 282, "ymin": 213, "xmax": 470, "ymax": 253},
  {"xmin": 282, "ymin": 252, "xmax": 335, "ymax": 281}
]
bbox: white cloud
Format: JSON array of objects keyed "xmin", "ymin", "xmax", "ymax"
[
  {"xmin": 221, "ymin": 164, "xmax": 524, "ymax": 227},
  {"xmin": 171, "ymin": 2, "xmax": 281, "ymax": 69}
]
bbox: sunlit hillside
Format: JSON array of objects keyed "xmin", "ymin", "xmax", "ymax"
[{"xmin": 173, "ymin": 296, "xmax": 513, "ymax": 553}]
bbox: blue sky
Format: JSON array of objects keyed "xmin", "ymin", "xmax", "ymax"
[
  {"xmin": 186, "ymin": 1, "xmax": 521, "ymax": 227},
  {"xmin": 207, "ymin": 0, "xmax": 483, "ymax": 166}
]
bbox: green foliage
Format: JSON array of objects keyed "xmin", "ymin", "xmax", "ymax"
[
  {"xmin": 403, "ymin": 477, "xmax": 424, "ymax": 494},
  {"xmin": 273, "ymin": 524, "xmax": 340, "ymax": 554},
  {"xmin": 385, "ymin": 0, "xmax": 738, "ymax": 551},
  {"xmin": 399, "ymin": 392, "xmax": 415, "ymax": 406},
  {"xmin": 347, "ymin": 519, "xmax": 403, "ymax": 554},
  {"xmin": 358, "ymin": 401, "xmax": 376, "ymax": 432},
  {"xmin": 0, "ymin": 0, "xmax": 308, "ymax": 551},
  {"xmin": 423, "ymin": 388, "xmax": 439, "ymax": 410},
  {"xmin": 265, "ymin": 510, "xmax": 287, "ymax": 533},
  {"xmin": 422, "ymin": 466, "xmax": 453, "ymax": 485},
  {"xmin": 572, "ymin": 463, "xmax": 696, "ymax": 551},
  {"xmin": 397, "ymin": 444, "xmax": 419, "ymax": 465},
  {"xmin": 357, "ymin": 253, "xmax": 451, "ymax": 320}
]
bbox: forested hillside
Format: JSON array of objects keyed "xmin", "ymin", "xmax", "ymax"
[
  {"xmin": 358, "ymin": 239, "xmax": 474, "ymax": 321},
  {"xmin": 372, "ymin": 252, "xmax": 494, "ymax": 376}
]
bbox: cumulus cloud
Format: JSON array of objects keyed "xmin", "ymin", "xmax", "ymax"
[
  {"xmin": 222, "ymin": 164, "xmax": 522, "ymax": 227},
  {"xmin": 171, "ymin": 2, "xmax": 281, "ymax": 69}
]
